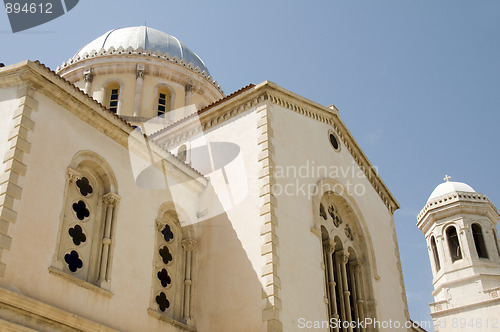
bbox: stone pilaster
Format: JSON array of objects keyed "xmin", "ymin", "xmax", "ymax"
[
  {"xmin": 258, "ymin": 104, "xmax": 282, "ymax": 332},
  {"xmin": 0, "ymin": 84, "xmax": 37, "ymax": 276}
]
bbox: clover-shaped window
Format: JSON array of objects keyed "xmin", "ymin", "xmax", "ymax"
[
  {"xmin": 155, "ymin": 292, "xmax": 170, "ymax": 312},
  {"xmin": 161, "ymin": 225, "xmax": 174, "ymax": 242},
  {"xmin": 64, "ymin": 250, "xmax": 83, "ymax": 272},
  {"xmin": 159, "ymin": 246, "xmax": 173, "ymax": 264},
  {"xmin": 68, "ymin": 224, "xmax": 86, "ymax": 245},
  {"xmin": 72, "ymin": 200, "xmax": 90, "ymax": 220},
  {"xmin": 157, "ymin": 268, "xmax": 172, "ymax": 287},
  {"xmin": 76, "ymin": 177, "xmax": 93, "ymax": 196}
]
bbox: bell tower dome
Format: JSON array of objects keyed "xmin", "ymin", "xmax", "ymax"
[{"xmin": 417, "ymin": 176, "xmax": 500, "ymax": 331}]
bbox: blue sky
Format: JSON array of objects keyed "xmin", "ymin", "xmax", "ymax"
[{"xmin": 2, "ymin": 0, "xmax": 500, "ymax": 329}]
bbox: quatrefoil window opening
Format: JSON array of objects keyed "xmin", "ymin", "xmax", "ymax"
[
  {"xmin": 72, "ymin": 200, "xmax": 90, "ymax": 221},
  {"xmin": 68, "ymin": 224, "xmax": 87, "ymax": 246},
  {"xmin": 155, "ymin": 291, "xmax": 170, "ymax": 312},
  {"xmin": 157, "ymin": 267, "xmax": 172, "ymax": 288},
  {"xmin": 159, "ymin": 245, "xmax": 173, "ymax": 265},
  {"xmin": 64, "ymin": 250, "xmax": 83, "ymax": 273},
  {"xmin": 75, "ymin": 177, "xmax": 94, "ymax": 197},
  {"xmin": 161, "ymin": 224, "xmax": 174, "ymax": 243}
]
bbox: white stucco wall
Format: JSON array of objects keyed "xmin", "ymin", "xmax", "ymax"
[{"xmin": 269, "ymin": 104, "xmax": 408, "ymax": 330}]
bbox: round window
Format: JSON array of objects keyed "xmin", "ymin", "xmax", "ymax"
[{"xmin": 329, "ymin": 130, "xmax": 340, "ymax": 151}]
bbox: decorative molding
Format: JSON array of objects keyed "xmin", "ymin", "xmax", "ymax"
[
  {"xmin": 102, "ymin": 192, "xmax": 120, "ymax": 207},
  {"xmin": 257, "ymin": 104, "xmax": 282, "ymax": 332},
  {"xmin": 153, "ymin": 83, "xmax": 399, "ymax": 215},
  {"xmin": 0, "ymin": 84, "xmax": 37, "ymax": 277},
  {"xmin": 0, "ymin": 286, "xmax": 117, "ymax": 331},
  {"xmin": 48, "ymin": 266, "xmax": 113, "ymax": 298},
  {"xmin": 57, "ymin": 46, "xmax": 223, "ymax": 94},
  {"xmin": 147, "ymin": 309, "xmax": 196, "ymax": 332}
]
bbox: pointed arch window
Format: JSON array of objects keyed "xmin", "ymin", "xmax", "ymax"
[
  {"xmin": 105, "ymin": 82, "xmax": 120, "ymax": 113},
  {"xmin": 53, "ymin": 158, "xmax": 119, "ymax": 290},
  {"xmin": 472, "ymin": 223, "xmax": 488, "ymax": 259},
  {"xmin": 431, "ymin": 236, "xmax": 441, "ymax": 272},
  {"xmin": 446, "ymin": 226, "xmax": 462, "ymax": 262}
]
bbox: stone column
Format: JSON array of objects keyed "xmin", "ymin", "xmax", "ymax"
[
  {"xmin": 339, "ymin": 251, "xmax": 353, "ymax": 332},
  {"xmin": 324, "ymin": 242, "xmax": 339, "ymax": 332},
  {"xmin": 83, "ymin": 69, "xmax": 93, "ymax": 96},
  {"xmin": 182, "ymin": 239, "xmax": 196, "ymax": 324},
  {"xmin": 349, "ymin": 262, "xmax": 359, "ymax": 327},
  {"xmin": 99, "ymin": 192, "xmax": 120, "ymax": 284},
  {"xmin": 335, "ymin": 251, "xmax": 346, "ymax": 331},
  {"xmin": 353, "ymin": 264, "xmax": 366, "ymax": 332},
  {"xmin": 133, "ymin": 64, "xmax": 145, "ymax": 117},
  {"xmin": 459, "ymin": 225, "xmax": 474, "ymax": 262},
  {"xmin": 184, "ymin": 83, "xmax": 193, "ymax": 117},
  {"xmin": 435, "ymin": 234, "xmax": 448, "ymax": 269}
]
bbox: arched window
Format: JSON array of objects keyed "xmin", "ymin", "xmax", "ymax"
[
  {"xmin": 446, "ymin": 226, "xmax": 462, "ymax": 262},
  {"xmin": 318, "ymin": 192, "xmax": 372, "ymax": 331},
  {"xmin": 53, "ymin": 155, "xmax": 119, "ymax": 288},
  {"xmin": 156, "ymin": 88, "xmax": 171, "ymax": 116},
  {"xmin": 431, "ymin": 236, "xmax": 441, "ymax": 272},
  {"xmin": 105, "ymin": 82, "xmax": 120, "ymax": 113},
  {"xmin": 472, "ymin": 223, "xmax": 488, "ymax": 259},
  {"xmin": 150, "ymin": 209, "xmax": 196, "ymax": 325},
  {"xmin": 493, "ymin": 229, "xmax": 500, "ymax": 258}
]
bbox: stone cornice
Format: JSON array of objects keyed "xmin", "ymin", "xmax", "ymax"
[
  {"xmin": 0, "ymin": 61, "xmax": 207, "ymax": 191},
  {"xmin": 0, "ymin": 286, "xmax": 118, "ymax": 331},
  {"xmin": 417, "ymin": 191, "xmax": 500, "ymax": 233},
  {"xmin": 152, "ymin": 81, "xmax": 400, "ymax": 214},
  {"xmin": 56, "ymin": 47, "xmax": 223, "ymax": 95}
]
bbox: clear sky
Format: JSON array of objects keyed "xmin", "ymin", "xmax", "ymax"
[{"xmin": 2, "ymin": 0, "xmax": 500, "ymax": 330}]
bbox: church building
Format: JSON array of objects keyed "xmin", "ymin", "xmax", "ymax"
[{"xmin": 0, "ymin": 26, "xmax": 442, "ymax": 331}]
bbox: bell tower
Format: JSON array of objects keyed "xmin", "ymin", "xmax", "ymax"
[{"xmin": 417, "ymin": 176, "xmax": 500, "ymax": 332}]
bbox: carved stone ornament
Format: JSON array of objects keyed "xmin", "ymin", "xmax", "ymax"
[
  {"xmin": 182, "ymin": 239, "xmax": 197, "ymax": 252},
  {"xmin": 67, "ymin": 168, "xmax": 81, "ymax": 183},
  {"xmin": 102, "ymin": 192, "xmax": 120, "ymax": 207},
  {"xmin": 320, "ymin": 203, "xmax": 327, "ymax": 220},
  {"xmin": 345, "ymin": 224, "xmax": 354, "ymax": 241}
]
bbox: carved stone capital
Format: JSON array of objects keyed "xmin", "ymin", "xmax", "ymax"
[
  {"xmin": 83, "ymin": 69, "xmax": 93, "ymax": 83},
  {"xmin": 136, "ymin": 64, "xmax": 145, "ymax": 79},
  {"xmin": 335, "ymin": 250, "xmax": 349, "ymax": 264},
  {"xmin": 102, "ymin": 192, "xmax": 120, "ymax": 207},
  {"xmin": 182, "ymin": 239, "xmax": 197, "ymax": 252},
  {"xmin": 67, "ymin": 167, "xmax": 81, "ymax": 183}
]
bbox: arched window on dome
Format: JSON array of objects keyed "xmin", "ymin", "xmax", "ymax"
[
  {"xmin": 472, "ymin": 223, "xmax": 488, "ymax": 259},
  {"xmin": 446, "ymin": 226, "xmax": 462, "ymax": 262},
  {"xmin": 105, "ymin": 82, "xmax": 121, "ymax": 113},
  {"xmin": 51, "ymin": 153, "xmax": 119, "ymax": 290},
  {"xmin": 431, "ymin": 236, "xmax": 441, "ymax": 272},
  {"xmin": 156, "ymin": 87, "xmax": 171, "ymax": 116}
]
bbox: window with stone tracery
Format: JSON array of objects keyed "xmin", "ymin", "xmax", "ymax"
[
  {"xmin": 319, "ymin": 192, "xmax": 371, "ymax": 332},
  {"xmin": 53, "ymin": 159, "xmax": 119, "ymax": 289},
  {"xmin": 150, "ymin": 209, "xmax": 196, "ymax": 325}
]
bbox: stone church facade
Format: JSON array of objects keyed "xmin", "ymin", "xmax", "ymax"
[{"xmin": 0, "ymin": 26, "xmax": 429, "ymax": 331}]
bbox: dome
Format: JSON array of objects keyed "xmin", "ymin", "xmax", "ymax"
[
  {"xmin": 427, "ymin": 180, "xmax": 475, "ymax": 202},
  {"xmin": 73, "ymin": 26, "xmax": 210, "ymax": 75}
]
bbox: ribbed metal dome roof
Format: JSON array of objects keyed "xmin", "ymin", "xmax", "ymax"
[{"xmin": 74, "ymin": 26, "xmax": 210, "ymax": 75}]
